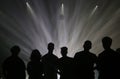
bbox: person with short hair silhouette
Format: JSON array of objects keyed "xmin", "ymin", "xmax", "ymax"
[
  {"xmin": 42, "ymin": 42, "xmax": 58, "ymax": 79},
  {"xmin": 2, "ymin": 45, "xmax": 26, "ymax": 79},
  {"xmin": 97, "ymin": 36, "xmax": 120, "ymax": 79},
  {"xmin": 58, "ymin": 47, "xmax": 74, "ymax": 79},
  {"xmin": 27, "ymin": 49, "xmax": 43, "ymax": 79},
  {"xmin": 74, "ymin": 40, "xmax": 97, "ymax": 79}
]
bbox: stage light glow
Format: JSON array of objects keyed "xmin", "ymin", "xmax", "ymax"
[
  {"xmin": 91, "ymin": 5, "xmax": 98, "ymax": 16},
  {"xmin": 0, "ymin": 1, "xmax": 120, "ymax": 79},
  {"xmin": 61, "ymin": 3, "xmax": 64, "ymax": 16},
  {"xmin": 0, "ymin": 0, "xmax": 119, "ymax": 58}
]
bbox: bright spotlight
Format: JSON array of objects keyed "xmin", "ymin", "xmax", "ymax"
[
  {"xmin": 60, "ymin": 3, "xmax": 64, "ymax": 19},
  {"xmin": 91, "ymin": 5, "xmax": 98, "ymax": 15}
]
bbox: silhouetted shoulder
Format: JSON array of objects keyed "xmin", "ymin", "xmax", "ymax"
[
  {"xmin": 3, "ymin": 56, "xmax": 25, "ymax": 68},
  {"xmin": 27, "ymin": 61, "xmax": 43, "ymax": 73},
  {"xmin": 75, "ymin": 51, "xmax": 96, "ymax": 58},
  {"xmin": 59, "ymin": 56, "xmax": 73, "ymax": 63},
  {"xmin": 89, "ymin": 52, "xmax": 97, "ymax": 59},
  {"xmin": 42, "ymin": 54, "xmax": 58, "ymax": 61},
  {"xmin": 74, "ymin": 51, "xmax": 84, "ymax": 61},
  {"xmin": 98, "ymin": 49, "xmax": 118, "ymax": 58},
  {"xmin": 74, "ymin": 51, "xmax": 81, "ymax": 58}
]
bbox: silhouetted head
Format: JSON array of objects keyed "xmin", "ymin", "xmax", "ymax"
[
  {"xmin": 83, "ymin": 40, "xmax": 92, "ymax": 51},
  {"xmin": 10, "ymin": 45, "xmax": 20, "ymax": 56},
  {"xmin": 102, "ymin": 36, "xmax": 112, "ymax": 50},
  {"xmin": 30, "ymin": 49, "xmax": 41, "ymax": 61},
  {"xmin": 116, "ymin": 48, "xmax": 120, "ymax": 53},
  {"xmin": 61, "ymin": 47, "xmax": 68, "ymax": 57},
  {"xmin": 47, "ymin": 42, "xmax": 54, "ymax": 54}
]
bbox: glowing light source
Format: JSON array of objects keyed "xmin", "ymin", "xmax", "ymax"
[
  {"xmin": 61, "ymin": 3, "xmax": 64, "ymax": 16},
  {"xmin": 0, "ymin": 2, "xmax": 120, "ymax": 79},
  {"xmin": 90, "ymin": 5, "xmax": 98, "ymax": 17}
]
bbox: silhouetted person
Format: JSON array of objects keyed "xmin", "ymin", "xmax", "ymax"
[
  {"xmin": 27, "ymin": 49, "xmax": 43, "ymax": 79},
  {"xmin": 58, "ymin": 47, "xmax": 74, "ymax": 79},
  {"xmin": 116, "ymin": 48, "xmax": 120, "ymax": 79},
  {"xmin": 2, "ymin": 45, "xmax": 26, "ymax": 79},
  {"xmin": 42, "ymin": 42, "xmax": 58, "ymax": 79},
  {"xmin": 97, "ymin": 37, "xmax": 120, "ymax": 79},
  {"xmin": 74, "ymin": 40, "xmax": 97, "ymax": 79}
]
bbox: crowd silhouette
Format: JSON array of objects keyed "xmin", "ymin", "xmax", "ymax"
[{"xmin": 2, "ymin": 36, "xmax": 120, "ymax": 79}]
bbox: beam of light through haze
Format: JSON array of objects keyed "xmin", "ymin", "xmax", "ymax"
[{"xmin": 0, "ymin": 0, "xmax": 120, "ymax": 79}]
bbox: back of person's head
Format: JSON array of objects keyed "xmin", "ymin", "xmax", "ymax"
[
  {"xmin": 47, "ymin": 42, "xmax": 54, "ymax": 53},
  {"xmin": 61, "ymin": 47, "xmax": 68, "ymax": 57},
  {"xmin": 30, "ymin": 49, "xmax": 41, "ymax": 61},
  {"xmin": 102, "ymin": 36, "xmax": 112, "ymax": 50},
  {"xmin": 10, "ymin": 45, "xmax": 20, "ymax": 56},
  {"xmin": 83, "ymin": 40, "xmax": 92, "ymax": 51}
]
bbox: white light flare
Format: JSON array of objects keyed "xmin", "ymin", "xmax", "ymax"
[
  {"xmin": 26, "ymin": 1, "xmax": 52, "ymax": 44},
  {"xmin": 58, "ymin": 3, "xmax": 68, "ymax": 47},
  {"xmin": 0, "ymin": 1, "xmax": 120, "ymax": 79},
  {"xmin": 61, "ymin": 3, "xmax": 64, "ymax": 16},
  {"xmin": 91, "ymin": 5, "xmax": 98, "ymax": 16},
  {"xmin": 26, "ymin": 2, "xmax": 34, "ymax": 15}
]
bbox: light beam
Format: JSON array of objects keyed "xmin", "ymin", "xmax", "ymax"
[{"xmin": 0, "ymin": 1, "xmax": 120, "ymax": 79}]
